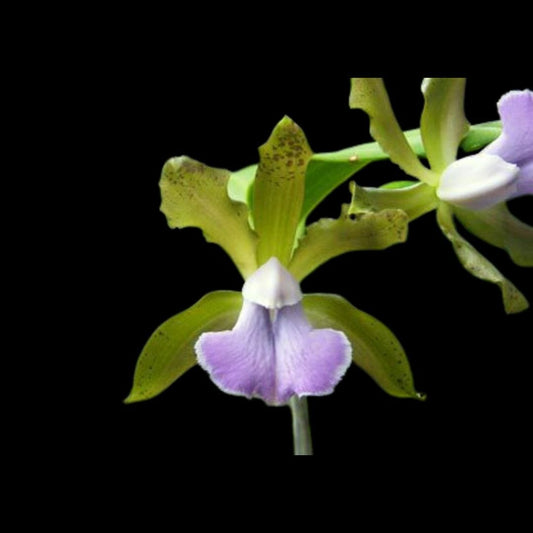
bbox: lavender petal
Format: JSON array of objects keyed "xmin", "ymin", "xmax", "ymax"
[
  {"xmin": 196, "ymin": 300, "xmax": 352, "ymax": 406},
  {"xmin": 273, "ymin": 303, "xmax": 352, "ymax": 404},
  {"xmin": 484, "ymin": 89, "xmax": 533, "ymax": 169}
]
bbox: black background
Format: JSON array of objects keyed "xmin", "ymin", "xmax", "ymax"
[{"xmin": 48, "ymin": 69, "xmax": 532, "ymax": 468}]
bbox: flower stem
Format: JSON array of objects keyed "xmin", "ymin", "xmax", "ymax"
[{"xmin": 289, "ymin": 396, "xmax": 313, "ymax": 455}]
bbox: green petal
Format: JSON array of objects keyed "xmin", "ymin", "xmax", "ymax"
[
  {"xmin": 253, "ymin": 116, "xmax": 313, "ymax": 266},
  {"xmin": 160, "ymin": 157, "xmax": 258, "ymax": 279},
  {"xmin": 289, "ymin": 204, "xmax": 408, "ymax": 282},
  {"xmin": 125, "ymin": 291, "xmax": 243, "ymax": 403},
  {"xmin": 349, "ymin": 78, "xmax": 438, "ymax": 185},
  {"xmin": 303, "ymin": 294, "xmax": 424, "ymax": 400},
  {"xmin": 436, "ymin": 203, "xmax": 529, "ymax": 314},
  {"xmin": 350, "ymin": 181, "xmax": 438, "ymax": 222},
  {"xmin": 421, "ymin": 78, "xmax": 470, "ymax": 173},
  {"xmin": 454, "ymin": 204, "xmax": 533, "ymax": 267}
]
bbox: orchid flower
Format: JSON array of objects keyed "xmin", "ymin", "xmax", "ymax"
[
  {"xmin": 347, "ymin": 78, "xmax": 532, "ymax": 313},
  {"xmin": 126, "ymin": 116, "xmax": 423, "ymax": 453}
]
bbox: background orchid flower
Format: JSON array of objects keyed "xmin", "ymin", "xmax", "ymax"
[
  {"xmin": 126, "ymin": 116, "xmax": 424, "ymax": 453},
  {"xmin": 347, "ymin": 78, "xmax": 533, "ymax": 314},
  {"xmin": 438, "ymin": 90, "xmax": 533, "ymax": 209}
]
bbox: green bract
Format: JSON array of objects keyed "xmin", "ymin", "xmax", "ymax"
[
  {"xmin": 127, "ymin": 116, "xmax": 423, "ymax": 404},
  {"xmin": 348, "ymin": 77, "xmax": 532, "ymax": 314}
]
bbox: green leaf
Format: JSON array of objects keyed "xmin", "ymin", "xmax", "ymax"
[
  {"xmin": 160, "ymin": 156, "xmax": 258, "ymax": 279},
  {"xmin": 436, "ymin": 203, "xmax": 529, "ymax": 314},
  {"xmin": 460, "ymin": 121, "xmax": 502, "ymax": 153},
  {"xmin": 380, "ymin": 181, "xmax": 418, "ymax": 190},
  {"xmin": 227, "ymin": 164, "xmax": 256, "ymax": 210},
  {"xmin": 302, "ymin": 294, "xmax": 424, "ymax": 400},
  {"xmin": 225, "ymin": 122, "xmax": 501, "ymax": 229},
  {"xmin": 349, "ymin": 77, "xmax": 438, "ymax": 185},
  {"xmin": 299, "ymin": 128, "xmax": 436, "ymax": 224},
  {"xmin": 421, "ymin": 78, "xmax": 470, "ymax": 173},
  {"xmin": 454, "ymin": 204, "xmax": 533, "ymax": 267},
  {"xmin": 301, "ymin": 158, "xmax": 370, "ymax": 223},
  {"xmin": 289, "ymin": 204, "xmax": 408, "ymax": 282},
  {"xmin": 125, "ymin": 291, "xmax": 243, "ymax": 403},
  {"xmin": 349, "ymin": 181, "xmax": 438, "ymax": 222},
  {"xmin": 253, "ymin": 116, "xmax": 313, "ymax": 266}
]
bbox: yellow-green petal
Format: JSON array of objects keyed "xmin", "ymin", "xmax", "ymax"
[
  {"xmin": 160, "ymin": 156, "xmax": 258, "ymax": 279},
  {"xmin": 289, "ymin": 205, "xmax": 408, "ymax": 282},
  {"xmin": 421, "ymin": 78, "xmax": 470, "ymax": 173},
  {"xmin": 125, "ymin": 291, "xmax": 243, "ymax": 403},
  {"xmin": 349, "ymin": 78, "xmax": 438, "ymax": 186},
  {"xmin": 436, "ymin": 203, "xmax": 529, "ymax": 314},
  {"xmin": 349, "ymin": 181, "xmax": 438, "ymax": 222},
  {"xmin": 454, "ymin": 204, "xmax": 533, "ymax": 267},
  {"xmin": 303, "ymin": 294, "xmax": 424, "ymax": 400},
  {"xmin": 253, "ymin": 116, "xmax": 313, "ymax": 266}
]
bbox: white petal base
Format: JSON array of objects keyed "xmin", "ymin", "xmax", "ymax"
[
  {"xmin": 242, "ymin": 257, "xmax": 302, "ymax": 309},
  {"xmin": 437, "ymin": 153, "xmax": 520, "ymax": 210}
]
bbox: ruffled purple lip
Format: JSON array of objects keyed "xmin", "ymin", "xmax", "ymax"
[{"xmin": 195, "ymin": 258, "xmax": 352, "ymax": 406}]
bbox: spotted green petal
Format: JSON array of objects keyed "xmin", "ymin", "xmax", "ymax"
[
  {"xmin": 302, "ymin": 294, "xmax": 424, "ymax": 400},
  {"xmin": 160, "ymin": 157, "xmax": 258, "ymax": 279},
  {"xmin": 349, "ymin": 78, "xmax": 438, "ymax": 186},
  {"xmin": 436, "ymin": 203, "xmax": 529, "ymax": 313},
  {"xmin": 253, "ymin": 116, "xmax": 313, "ymax": 266},
  {"xmin": 289, "ymin": 204, "xmax": 408, "ymax": 282},
  {"xmin": 454, "ymin": 204, "xmax": 533, "ymax": 267},
  {"xmin": 349, "ymin": 181, "xmax": 438, "ymax": 222},
  {"xmin": 125, "ymin": 291, "xmax": 243, "ymax": 403},
  {"xmin": 421, "ymin": 78, "xmax": 470, "ymax": 173}
]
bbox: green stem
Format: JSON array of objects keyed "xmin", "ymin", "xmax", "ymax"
[{"xmin": 289, "ymin": 396, "xmax": 313, "ymax": 456}]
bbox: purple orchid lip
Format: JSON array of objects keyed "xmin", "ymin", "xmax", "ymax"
[
  {"xmin": 437, "ymin": 89, "xmax": 533, "ymax": 210},
  {"xmin": 195, "ymin": 258, "xmax": 352, "ymax": 406}
]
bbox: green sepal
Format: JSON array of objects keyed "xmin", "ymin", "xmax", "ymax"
[
  {"xmin": 289, "ymin": 203, "xmax": 408, "ymax": 282},
  {"xmin": 350, "ymin": 181, "xmax": 438, "ymax": 222},
  {"xmin": 253, "ymin": 116, "xmax": 313, "ymax": 266},
  {"xmin": 349, "ymin": 78, "xmax": 438, "ymax": 185},
  {"xmin": 436, "ymin": 203, "xmax": 529, "ymax": 314},
  {"xmin": 302, "ymin": 294, "xmax": 424, "ymax": 400},
  {"xmin": 125, "ymin": 291, "xmax": 243, "ymax": 403},
  {"xmin": 421, "ymin": 78, "xmax": 469, "ymax": 173},
  {"xmin": 160, "ymin": 156, "xmax": 258, "ymax": 279},
  {"xmin": 454, "ymin": 204, "xmax": 533, "ymax": 267}
]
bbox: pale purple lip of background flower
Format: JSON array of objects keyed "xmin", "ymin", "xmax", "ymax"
[
  {"xmin": 195, "ymin": 258, "xmax": 352, "ymax": 406},
  {"xmin": 437, "ymin": 89, "xmax": 533, "ymax": 210}
]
